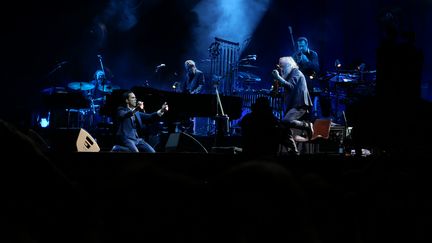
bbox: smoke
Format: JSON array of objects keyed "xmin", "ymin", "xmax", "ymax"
[
  {"xmin": 90, "ymin": 0, "xmax": 145, "ymax": 48},
  {"xmin": 191, "ymin": 0, "xmax": 271, "ymax": 58},
  {"xmin": 103, "ymin": 0, "xmax": 140, "ymax": 31}
]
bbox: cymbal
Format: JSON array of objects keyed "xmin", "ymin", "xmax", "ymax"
[
  {"xmin": 41, "ymin": 86, "xmax": 67, "ymax": 94},
  {"xmin": 329, "ymin": 73, "xmax": 358, "ymax": 82},
  {"xmin": 98, "ymin": 84, "xmax": 120, "ymax": 92},
  {"xmin": 239, "ymin": 64, "xmax": 258, "ymax": 68},
  {"xmin": 238, "ymin": 71, "xmax": 261, "ymax": 82},
  {"xmin": 68, "ymin": 82, "xmax": 95, "ymax": 91},
  {"xmin": 360, "ymin": 70, "xmax": 376, "ymax": 74}
]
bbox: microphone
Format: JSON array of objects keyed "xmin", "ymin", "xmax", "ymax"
[
  {"xmin": 97, "ymin": 55, "xmax": 102, "ymax": 59},
  {"xmin": 172, "ymin": 81, "xmax": 179, "ymax": 89},
  {"xmin": 357, "ymin": 63, "xmax": 366, "ymax": 71},
  {"xmin": 247, "ymin": 54, "xmax": 257, "ymax": 61},
  {"xmin": 55, "ymin": 61, "xmax": 68, "ymax": 68},
  {"xmin": 155, "ymin": 64, "xmax": 166, "ymax": 72},
  {"xmin": 241, "ymin": 55, "xmax": 257, "ymax": 61}
]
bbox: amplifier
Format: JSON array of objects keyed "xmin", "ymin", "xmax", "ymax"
[
  {"xmin": 300, "ymin": 125, "xmax": 346, "ymax": 154},
  {"xmin": 329, "ymin": 125, "xmax": 346, "ymax": 143}
]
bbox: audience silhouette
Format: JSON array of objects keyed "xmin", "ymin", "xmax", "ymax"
[
  {"xmin": 239, "ymin": 97, "xmax": 281, "ymax": 157},
  {"xmin": 347, "ymin": 7, "xmax": 431, "ymax": 156},
  {"xmin": 1, "ymin": 119, "xmax": 94, "ymax": 242}
]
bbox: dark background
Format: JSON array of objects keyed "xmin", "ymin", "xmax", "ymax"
[{"xmin": 1, "ymin": 0, "xmax": 431, "ymax": 126}]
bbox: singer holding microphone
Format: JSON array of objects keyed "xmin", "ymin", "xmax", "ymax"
[
  {"xmin": 115, "ymin": 91, "xmax": 168, "ymax": 152},
  {"xmin": 293, "ymin": 37, "xmax": 330, "ymax": 119},
  {"xmin": 293, "ymin": 37, "xmax": 319, "ymax": 82},
  {"xmin": 272, "ymin": 56, "xmax": 313, "ymax": 155}
]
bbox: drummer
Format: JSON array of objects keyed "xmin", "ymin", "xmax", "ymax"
[
  {"xmin": 87, "ymin": 70, "xmax": 118, "ymax": 126},
  {"xmin": 88, "ymin": 70, "xmax": 118, "ymax": 106}
]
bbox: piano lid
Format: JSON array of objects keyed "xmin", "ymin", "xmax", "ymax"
[{"xmin": 101, "ymin": 87, "xmax": 243, "ymax": 120}]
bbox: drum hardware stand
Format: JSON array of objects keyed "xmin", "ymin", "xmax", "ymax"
[{"xmin": 332, "ymin": 60, "xmax": 344, "ymax": 124}]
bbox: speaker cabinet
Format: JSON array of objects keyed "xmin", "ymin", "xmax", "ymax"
[{"xmin": 44, "ymin": 128, "xmax": 100, "ymax": 152}]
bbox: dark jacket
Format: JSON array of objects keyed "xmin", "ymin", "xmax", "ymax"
[
  {"xmin": 281, "ymin": 68, "xmax": 313, "ymax": 111},
  {"xmin": 115, "ymin": 106, "xmax": 160, "ymax": 142},
  {"xmin": 182, "ymin": 69, "xmax": 205, "ymax": 94}
]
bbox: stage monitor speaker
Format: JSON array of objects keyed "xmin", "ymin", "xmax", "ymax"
[
  {"xmin": 76, "ymin": 128, "xmax": 100, "ymax": 152},
  {"xmin": 165, "ymin": 132, "xmax": 208, "ymax": 153},
  {"xmin": 46, "ymin": 128, "xmax": 100, "ymax": 152}
]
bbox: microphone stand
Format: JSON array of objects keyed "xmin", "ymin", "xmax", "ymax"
[
  {"xmin": 214, "ymin": 83, "xmax": 230, "ymax": 146},
  {"xmin": 42, "ymin": 61, "xmax": 68, "ymax": 88},
  {"xmin": 97, "ymin": 55, "xmax": 106, "ymax": 91},
  {"xmin": 95, "ymin": 55, "xmax": 108, "ymax": 125},
  {"xmin": 45, "ymin": 64, "xmax": 63, "ymax": 80},
  {"xmin": 288, "ymin": 26, "xmax": 297, "ymax": 53}
]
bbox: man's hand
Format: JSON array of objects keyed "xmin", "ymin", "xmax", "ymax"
[
  {"xmin": 137, "ymin": 101, "xmax": 144, "ymax": 110},
  {"xmin": 272, "ymin": 69, "xmax": 280, "ymax": 79},
  {"xmin": 299, "ymin": 53, "xmax": 309, "ymax": 63},
  {"xmin": 157, "ymin": 102, "xmax": 169, "ymax": 117},
  {"xmin": 161, "ymin": 102, "xmax": 169, "ymax": 113}
]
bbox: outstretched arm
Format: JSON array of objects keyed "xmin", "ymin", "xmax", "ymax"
[
  {"xmin": 117, "ymin": 107, "xmax": 134, "ymax": 119},
  {"xmin": 157, "ymin": 102, "xmax": 169, "ymax": 116}
]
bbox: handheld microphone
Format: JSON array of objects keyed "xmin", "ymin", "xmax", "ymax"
[{"xmin": 247, "ymin": 55, "xmax": 257, "ymax": 61}]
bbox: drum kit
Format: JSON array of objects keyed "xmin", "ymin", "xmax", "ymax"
[
  {"xmin": 323, "ymin": 69, "xmax": 376, "ymax": 95},
  {"xmin": 66, "ymin": 81, "xmax": 120, "ymax": 93},
  {"xmin": 237, "ymin": 64, "xmax": 262, "ymax": 91},
  {"xmin": 40, "ymin": 80, "xmax": 119, "ymax": 129},
  {"xmin": 67, "ymin": 81, "xmax": 95, "ymax": 91},
  {"xmin": 317, "ymin": 69, "xmax": 376, "ymax": 124}
]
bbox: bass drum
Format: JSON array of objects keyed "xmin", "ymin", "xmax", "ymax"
[{"xmin": 49, "ymin": 108, "xmax": 88, "ymax": 129}]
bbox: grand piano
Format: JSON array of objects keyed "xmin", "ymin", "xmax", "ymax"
[{"xmin": 100, "ymin": 87, "xmax": 243, "ymax": 122}]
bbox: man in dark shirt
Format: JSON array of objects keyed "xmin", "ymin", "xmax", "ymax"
[
  {"xmin": 180, "ymin": 60, "xmax": 207, "ymax": 134},
  {"xmin": 181, "ymin": 60, "xmax": 205, "ymax": 94},
  {"xmin": 293, "ymin": 37, "xmax": 320, "ymax": 85},
  {"xmin": 293, "ymin": 37, "xmax": 329, "ymax": 118}
]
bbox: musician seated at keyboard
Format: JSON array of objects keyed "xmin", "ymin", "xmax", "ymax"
[
  {"xmin": 180, "ymin": 59, "xmax": 207, "ymax": 134},
  {"xmin": 272, "ymin": 56, "xmax": 314, "ymax": 155},
  {"xmin": 181, "ymin": 59, "xmax": 205, "ymax": 94},
  {"xmin": 115, "ymin": 91, "xmax": 168, "ymax": 152}
]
